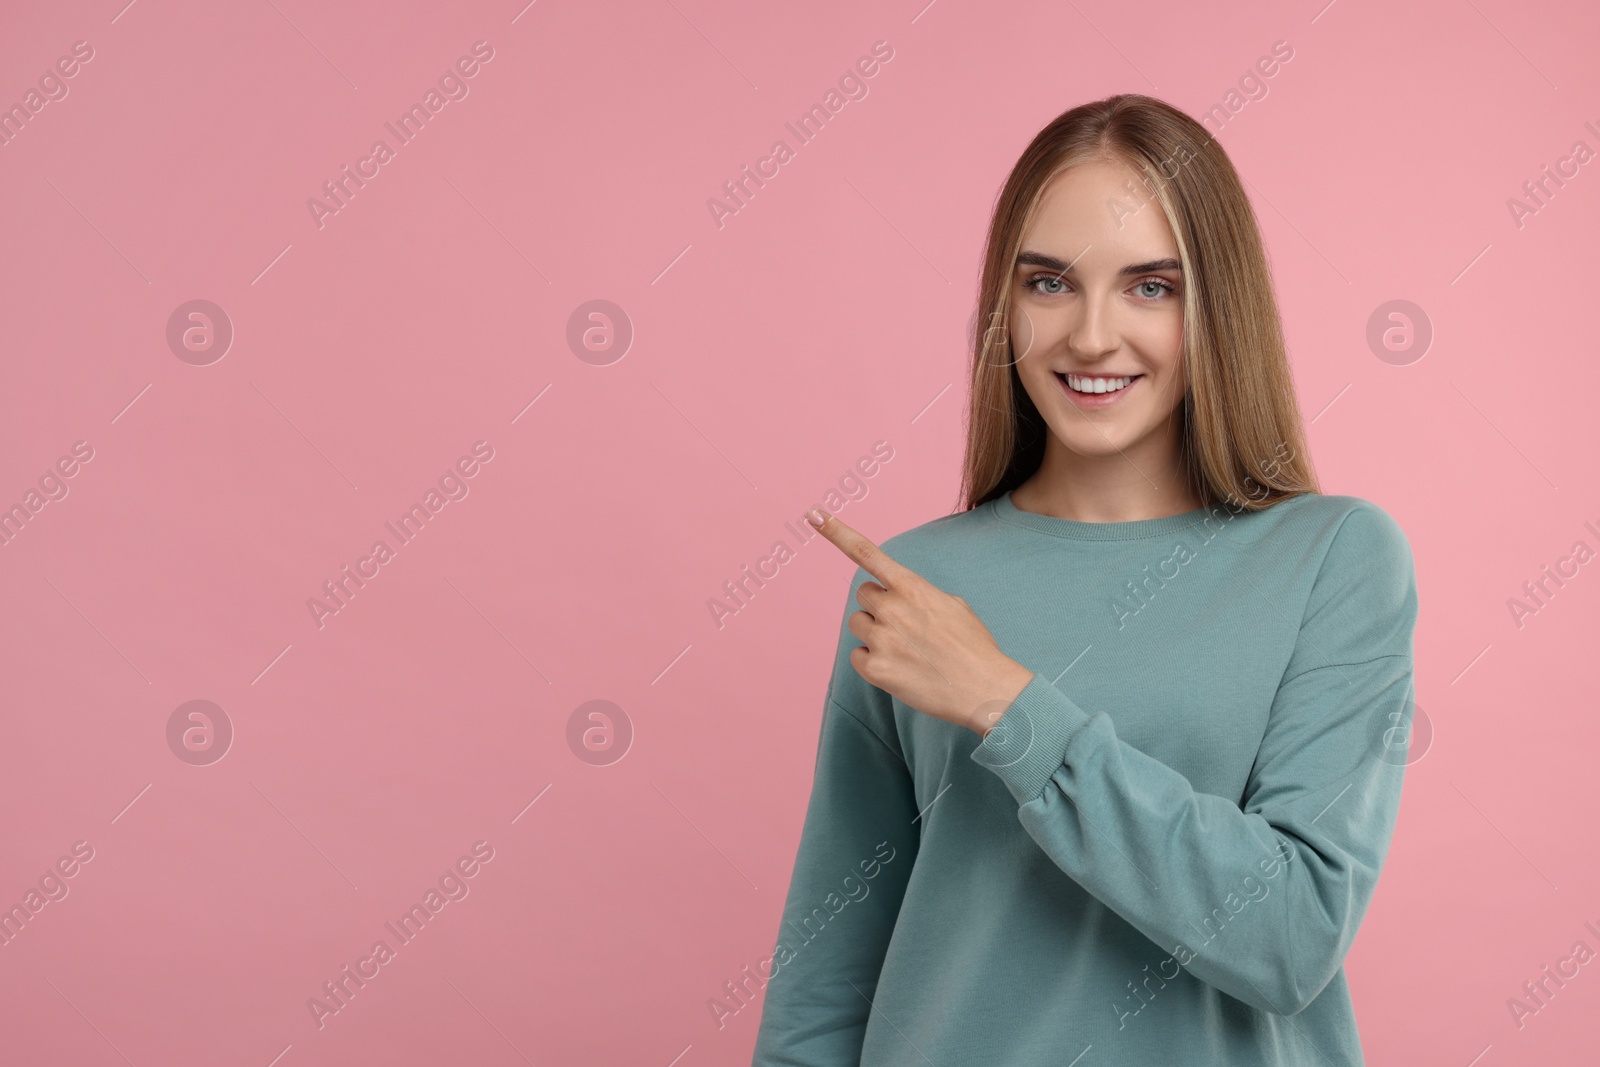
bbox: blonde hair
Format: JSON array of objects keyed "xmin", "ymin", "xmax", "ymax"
[{"xmin": 960, "ymin": 93, "xmax": 1318, "ymax": 514}]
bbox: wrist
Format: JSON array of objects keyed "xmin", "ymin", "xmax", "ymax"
[{"xmin": 968, "ymin": 660, "xmax": 1034, "ymax": 736}]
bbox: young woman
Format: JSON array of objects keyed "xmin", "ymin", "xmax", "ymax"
[{"xmin": 748, "ymin": 95, "xmax": 1419, "ymax": 1066}]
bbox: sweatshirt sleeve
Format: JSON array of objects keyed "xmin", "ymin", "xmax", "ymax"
[
  {"xmin": 750, "ymin": 568, "xmax": 921, "ymax": 1065},
  {"xmin": 969, "ymin": 501, "xmax": 1419, "ymax": 1016}
]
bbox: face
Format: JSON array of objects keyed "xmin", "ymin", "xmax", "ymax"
[{"xmin": 1006, "ymin": 158, "xmax": 1188, "ymax": 468}]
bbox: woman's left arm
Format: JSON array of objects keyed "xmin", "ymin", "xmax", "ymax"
[{"xmin": 970, "ymin": 502, "xmax": 1420, "ymax": 1016}]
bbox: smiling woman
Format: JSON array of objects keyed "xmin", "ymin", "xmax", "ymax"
[
  {"xmin": 751, "ymin": 94, "xmax": 1419, "ymax": 1067},
  {"xmin": 971, "ymin": 101, "xmax": 1315, "ymax": 522}
]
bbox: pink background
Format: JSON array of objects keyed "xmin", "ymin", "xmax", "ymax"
[{"xmin": 2, "ymin": 0, "xmax": 1597, "ymax": 1063}]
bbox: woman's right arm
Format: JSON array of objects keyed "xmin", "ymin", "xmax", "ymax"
[{"xmin": 749, "ymin": 567, "xmax": 922, "ymax": 1066}]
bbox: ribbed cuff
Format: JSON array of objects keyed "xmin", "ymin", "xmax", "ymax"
[{"xmin": 970, "ymin": 674, "xmax": 1095, "ymax": 805}]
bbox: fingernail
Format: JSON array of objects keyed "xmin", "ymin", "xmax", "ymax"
[{"xmin": 805, "ymin": 508, "xmax": 826, "ymax": 527}]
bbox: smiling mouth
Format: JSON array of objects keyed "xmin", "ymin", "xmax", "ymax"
[{"xmin": 1056, "ymin": 372, "xmax": 1142, "ymax": 395}]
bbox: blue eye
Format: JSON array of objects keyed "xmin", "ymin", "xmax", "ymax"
[{"xmin": 1024, "ymin": 275, "xmax": 1178, "ymax": 298}]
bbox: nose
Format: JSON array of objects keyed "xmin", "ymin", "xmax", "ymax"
[{"xmin": 1067, "ymin": 294, "xmax": 1120, "ymax": 362}]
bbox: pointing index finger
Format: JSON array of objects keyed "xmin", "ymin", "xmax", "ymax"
[{"xmin": 805, "ymin": 507, "xmax": 917, "ymax": 589}]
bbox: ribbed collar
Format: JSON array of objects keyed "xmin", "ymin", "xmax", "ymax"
[{"xmin": 990, "ymin": 489, "xmax": 1227, "ymax": 541}]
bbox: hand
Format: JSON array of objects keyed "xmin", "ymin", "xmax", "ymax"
[{"xmin": 806, "ymin": 506, "xmax": 1034, "ymax": 735}]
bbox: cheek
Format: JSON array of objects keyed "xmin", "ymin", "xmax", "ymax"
[
  {"xmin": 1150, "ymin": 355, "xmax": 1189, "ymax": 413},
  {"xmin": 1135, "ymin": 322, "xmax": 1185, "ymax": 379},
  {"xmin": 1009, "ymin": 303, "xmax": 1070, "ymax": 366},
  {"xmin": 1006, "ymin": 307, "xmax": 1038, "ymax": 362}
]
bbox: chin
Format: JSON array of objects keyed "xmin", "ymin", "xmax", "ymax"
[{"xmin": 1059, "ymin": 434, "xmax": 1139, "ymax": 458}]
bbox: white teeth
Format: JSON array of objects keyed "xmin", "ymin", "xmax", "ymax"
[{"xmin": 1064, "ymin": 374, "xmax": 1134, "ymax": 394}]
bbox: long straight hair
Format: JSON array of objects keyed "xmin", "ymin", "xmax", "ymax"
[{"xmin": 960, "ymin": 93, "xmax": 1318, "ymax": 514}]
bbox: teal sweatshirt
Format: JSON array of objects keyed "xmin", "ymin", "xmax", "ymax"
[{"xmin": 749, "ymin": 489, "xmax": 1419, "ymax": 1066}]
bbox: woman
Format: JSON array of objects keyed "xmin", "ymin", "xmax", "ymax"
[{"xmin": 748, "ymin": 94, "xmax": 1419, "ymax": 1066}]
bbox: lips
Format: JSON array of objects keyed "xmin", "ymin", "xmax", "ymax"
[{"xmin": 1056, "ymin": 372, "xmax": 1142, "ymax": 394}]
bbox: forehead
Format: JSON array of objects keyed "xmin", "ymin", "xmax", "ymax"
[{"xmin": 1019, "ymin": 158, "xmax": 1179, "ymax": 263}]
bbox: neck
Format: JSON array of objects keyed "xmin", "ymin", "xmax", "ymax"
[{"xmin": 1011, "ymin": 438, "xmax": 1203, "ymax": 524}]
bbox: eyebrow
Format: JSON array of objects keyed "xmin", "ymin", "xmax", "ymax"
[{"xmin": 1015, "ymin": 251, "xmax": 1182, "ymax": 276}]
